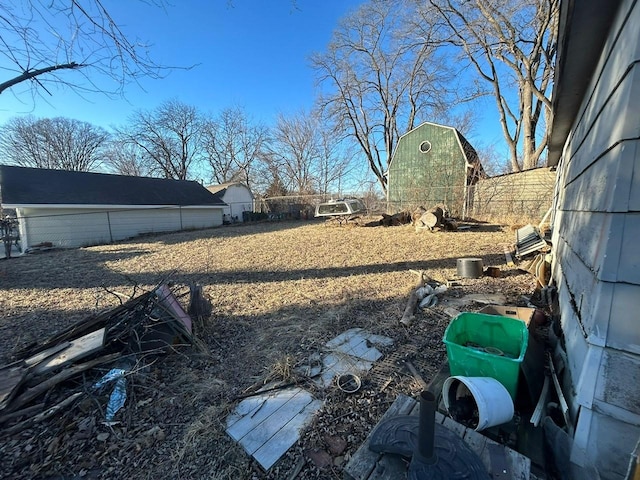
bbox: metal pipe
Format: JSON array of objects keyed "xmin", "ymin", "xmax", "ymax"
[{"xmin": 416, "ymin": 390, "xmax": 437, "ymax": 464}]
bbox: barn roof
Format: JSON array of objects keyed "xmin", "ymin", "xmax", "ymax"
[
  {"xmin": 388, "ymin": 121, "xmax": 484, "ymax": 176},
  {"xmin": 0, "ymin": 165, "xmax": 226, "ymax": 207}
]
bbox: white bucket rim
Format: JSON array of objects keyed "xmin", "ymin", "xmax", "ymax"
[{"xmin": 442, "ymin": 375, "xmax": 514, "ymax": 431}]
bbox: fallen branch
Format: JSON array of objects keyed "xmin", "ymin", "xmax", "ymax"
[
  {"xmin": 0, "ymin": 403, "xmax": 45, "ymax": 425},
  {"xmin": 1, "ymin": 392, "xmax": 83, "ymax": 436},
  {"xmin": 400, "ymin": 289, "xmax": 421, "ymax": 326},
  {"xmin": 231, "ymin": 381, "xmax": 298, "ymax": 402}
]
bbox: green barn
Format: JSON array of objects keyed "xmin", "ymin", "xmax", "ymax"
[{"xmin": 387, "ymin": 122, "xmax": 483, "ymax": 217}]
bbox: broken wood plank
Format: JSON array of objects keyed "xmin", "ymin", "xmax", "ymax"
[
  {"xmin": 16, "ymin": 292, "xmax": 153, "ymax": 359},
  {"xmin": 31, "ymin": 328, "xmax": 105, "ymax": 375},
  {"xmin": 1, "ymin": 392, "xmax": 83, "ymax": 435},
  {"xmin": 7, "ymin": 353, "xmax": 119, "ymax": 412},
  {"xmin": 504, "ymin": 245, "xmax": 515, "ymax": 267},
  {"xmin": 24, "ymin": 342, "xmax": 70, "ymax": 367},
  {"xmin": 0, "ymin": 364, "xmax": 28, "ymax": 411}
]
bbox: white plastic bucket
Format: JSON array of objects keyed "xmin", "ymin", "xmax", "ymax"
[{"xmin": 442, "ymin": 376, "xmax": 514, "ymax": 431}]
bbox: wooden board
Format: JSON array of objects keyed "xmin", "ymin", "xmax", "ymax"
[
  {"xmin": 252, "ymin": 399, "xmax": 323, "ymax": 470},
  {"xmin": 0, "ymin": 364, "xmax": 28, "ymax": 411},
  {"xmin": 344, "ymin": 394, "xmax": 531, "ymax": 480},
  {"xmin": 31, "ymin": 328, "xmax": 105, "ymax": 375},
  {"xmin": 226, "ymin": 387, "xmax": 323, "ymax": 471},
  {"xmin": 24, "ymin": 343, "xmax": 70, "ymax": 367}
]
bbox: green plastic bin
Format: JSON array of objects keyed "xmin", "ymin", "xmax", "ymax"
[{"xmin": 443, "ymin": 312, "xmax": 529, "ymax": 399}]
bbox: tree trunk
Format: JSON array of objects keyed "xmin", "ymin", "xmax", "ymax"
[{"xmin": 419, "ymin": 207, "xmax": 444, "ymax": 228}]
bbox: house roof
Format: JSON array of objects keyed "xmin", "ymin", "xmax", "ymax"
[
  {"xmin": 0, "ymin": 165, "xmax": 226, "ymax": 207},
  {"xmin": 206, "ymin": 182, "xmax": 253, "ymax": 196},
  {"xmin": 548, "ymin": 0, "xmax": 623, "ymax": 165}
]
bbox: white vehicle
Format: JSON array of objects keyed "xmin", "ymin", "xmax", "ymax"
[{"xmin": 314, "ymin": 198, "xmax": 366, "ymax": 218}]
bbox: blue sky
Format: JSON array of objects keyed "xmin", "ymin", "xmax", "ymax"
[
  {"xmin": 0, "ymin": 0, "xmax": 509, "ymax": 181},
  {"xmin": 0, "ymin": 0, "xmax": 363, "ymax": 128}
]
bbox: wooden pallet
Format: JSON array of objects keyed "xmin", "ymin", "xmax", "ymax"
[{"xmin": 343, "ymin": 394, "xmax": 531, "ymax": 480}]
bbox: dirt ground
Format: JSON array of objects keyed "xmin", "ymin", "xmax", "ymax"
[{"xmin": 0, "ymin": 219, "xmax": 536, "ymax": 479}]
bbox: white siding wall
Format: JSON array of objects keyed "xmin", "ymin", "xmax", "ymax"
[
  {"xmin": 19, "ymin": 206, "xmax": 223, "ymax": 249},
  {"xmin": 222, "ymin": 185, "xmax": 253, "ymax": 221},
  {"xmin": 552, "ymin": 0, "xmax": 640, "ymax": 477},
  {"xmin": 21, "ymin": 207, "xmax": 112, "ymax": 248},
  {"xmin": 181, "ymin": 207, "xmax": 223, "ymax": 229}
]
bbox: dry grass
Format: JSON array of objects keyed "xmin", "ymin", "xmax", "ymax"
[{"xmin": 0, "ymin": 219, "xmax": 536, "ymax": 479}]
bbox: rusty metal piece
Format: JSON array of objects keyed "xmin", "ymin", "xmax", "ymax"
[{"xmin": 485, "ymin": 266, "xmax": 502, "ymax": 277}]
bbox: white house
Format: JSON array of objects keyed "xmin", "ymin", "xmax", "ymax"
[
  {"xmin": 206, "ymin": 183, "xmax": 254, "ymax": 222},
  {"xmin": 548, "ymin": 0, "xmax": 639, "ymax": 478},
  {"xmin": 0, "ymin": 165, "xmax": 227, "ymax": 250}
]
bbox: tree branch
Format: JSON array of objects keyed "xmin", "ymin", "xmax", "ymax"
[{"xmin": 0, "ymin": 62, "xmax": 85, "ymax": 95}]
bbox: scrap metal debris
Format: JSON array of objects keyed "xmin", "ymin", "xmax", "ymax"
[
  {"xmin": 0, "ymin": 283, "xmax": 204, "ymax": 433},
  {"xmin": 400, "ymin": 272, "xmax": 448, "ymax": 326}
]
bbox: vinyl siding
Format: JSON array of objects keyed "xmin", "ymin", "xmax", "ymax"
[{"xmin": 18, "ymin": 206, "xmax": 223, "ymax": 249}]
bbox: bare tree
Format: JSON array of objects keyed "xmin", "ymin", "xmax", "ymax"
[
  {"xmin": 102, "ymin": 135, "xmax": 153, "ymax": 177},
  {"xmin": 268, "ymin": 111, "xmax": 319, "ymax": 194},
  {"xmin": 201, "ymin": 106, "xmax": 269, "ymax": 188},
  {"xmin": 425, "ymin": 0, "xmax": 559, "ymax": 171},
  {"xmin": 0, "ymin": 1, "xmax": 174, "ymax": 101},
  {"xmin": 117, "ymin": 100, "xmax": 203, "ymax": 180},
  {"xmin": 0, "ymin": 115, "xmax": 108, "ymax": 171},
  {"xmin": 311, "ymin": 0, "xmax": 453, "ymax": 194},
  {"xmin": 265, "ymin": 110, "xmax": 351, "ymax": 196},
  {"xmin": 316, "ymin": 125, "xmax": 355, "ymax": 196}
]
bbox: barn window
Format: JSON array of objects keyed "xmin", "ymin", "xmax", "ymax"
[{"xmin": 419, "ymin": 141, "xmax": 432, "ymax": 153}]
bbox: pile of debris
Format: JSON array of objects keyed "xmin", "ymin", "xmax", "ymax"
[
  {"xmin": 377, "ymin": 205, "xmax": 458, "ymax": 231},
  {"xmin": 511, "ymin": 211, "xmax": 554, "ymax": 302},
  {"xmin": 0, "ymin": 284, "xmax": 207, "ymax": 434}
]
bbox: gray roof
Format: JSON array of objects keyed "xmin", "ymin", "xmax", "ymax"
[{"xmin": 0, "ymin": 165, "xmax": 226, "ymax": 207}]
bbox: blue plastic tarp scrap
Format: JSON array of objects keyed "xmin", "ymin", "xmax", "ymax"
[{"xmin": 92, "ymin": 368, "xmax": 128, "ymax": 422}]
